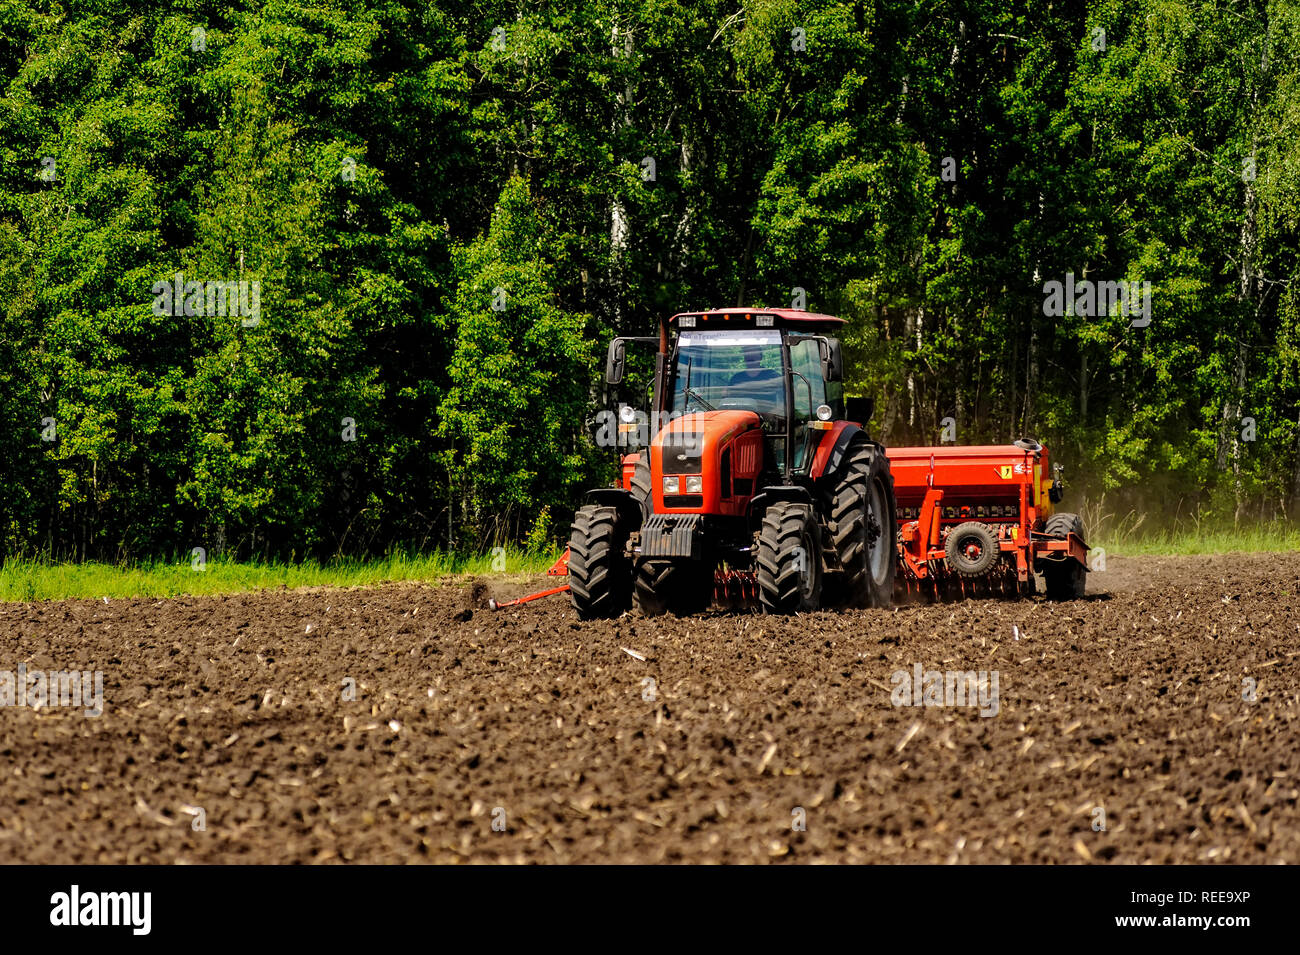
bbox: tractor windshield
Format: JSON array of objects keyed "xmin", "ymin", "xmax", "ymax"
[{"xmin": 669, "ymin": 330, "xmax": 786, "ymax": 419}]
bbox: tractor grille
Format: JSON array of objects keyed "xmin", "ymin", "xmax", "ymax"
[
  {"xmin": 663, "ymin": 494, "xmax": 703, "ymax": 509},
  {"xmin": 733, "ymin": 440, "xmax": 758, "ymax": 474}
]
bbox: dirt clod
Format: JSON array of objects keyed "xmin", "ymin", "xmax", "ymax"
[{"xmin": 466, "ymin": 578, "xmax": 489, "ymax": 609}]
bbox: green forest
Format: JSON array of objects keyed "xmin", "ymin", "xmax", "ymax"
[{"xmin": 1, "ymin": 0, "xmax": 1297, "ymax": 562}]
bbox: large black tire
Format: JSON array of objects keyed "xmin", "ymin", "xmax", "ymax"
[
  {"xmin": 944, "ymin": 521, "xmax": 999, "ymax": 577},
  {"xmin": 1042, "ymin": 512, "xmax": 1087, "ymax": 600},
  {"xmin": 633, "ymin": 558, "xmax": 713, "ymax": 616},
  {"xmin": 756, "ymin": 502, "xmax": 823, "ymax": 614},
  {"xmin": 1044, "ymin": 511, "xmax": 1085, "ymax": 540},
  {"xmin": 630, "ymin": 453, "xmax": 653, "ymax": 519},
  {"xmin": 568, "ymin": 506, "xmax": 632, "ymax": 619},
  {"xmin": 823, "ymin": 438, "xmax": 896, "ymax": 608}
]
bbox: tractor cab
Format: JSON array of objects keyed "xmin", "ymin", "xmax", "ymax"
[
  {"xmin": 669, "ymin": 326, "xmax": 831, "ymax": 478},
  {"xmin": 608, "ymin": 309, "xmax": 866, "ymax": 487}
]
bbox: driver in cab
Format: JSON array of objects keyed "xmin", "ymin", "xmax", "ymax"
[
  {"xmin": 731, "ymin": 346, "xmax": 778, "ymax": 385},
  {"xmin": 728, "ymin": 346, "xmax": 784, "ymax": 414}
]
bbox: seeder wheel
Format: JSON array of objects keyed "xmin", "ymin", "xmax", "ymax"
[{"xmin": 1042, "ymin": 512, "xmax": 1087, "ymax": 600}]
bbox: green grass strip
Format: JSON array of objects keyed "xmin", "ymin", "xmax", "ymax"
[{"xmin": 0, "ymin": 547, "xmax": 562, "ymax": 602}]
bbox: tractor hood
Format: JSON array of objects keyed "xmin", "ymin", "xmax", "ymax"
[{"xmin": 651, "ymin": 410, "xmax": 763, "ymax": 514}]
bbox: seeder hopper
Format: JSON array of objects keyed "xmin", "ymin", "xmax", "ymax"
[{"xmin": 887, "ymin": 440, "xmax": 1088, "ymax": 601}]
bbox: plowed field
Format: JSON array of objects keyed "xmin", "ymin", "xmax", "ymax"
[{"xmin": 1, "ymin": 554, "xmax": 1296, "ymax": 863}]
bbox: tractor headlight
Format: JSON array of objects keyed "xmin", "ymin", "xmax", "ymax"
[
  {"xmin": 663, "ymin": 476, "xmax": 680, "ymax": 494},
  {"xmin": 685, "ymin": 475, "xmax": 703, "ymax": 494}
]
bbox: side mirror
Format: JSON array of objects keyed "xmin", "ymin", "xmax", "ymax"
[
  {"xmin": 846, "ymin": 396, "xmax": 873, "ymax": 423},
  {"xmin": 818, "ymin": 338, "xmax": 844, "ymax": 383},
  {"xmin": 605, "ymin": 339, "xmax": 626, "ymax": 385}
]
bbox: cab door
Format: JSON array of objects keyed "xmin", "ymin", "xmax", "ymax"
[{"xmin": 788, "ymin": 336, "xmax": 828, "ymax": 473}]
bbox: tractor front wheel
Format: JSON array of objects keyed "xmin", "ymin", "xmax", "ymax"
[
  {"xmin": 568, "ymin": 505, "xmax": 632, "ymax": 619},
  {"xmin": 757, "ymin": 502, "xmax": 822, "ymax": 614},
  {"xmin": 630, "ymin": 454, "xmax": 653, "ymax": 519}
]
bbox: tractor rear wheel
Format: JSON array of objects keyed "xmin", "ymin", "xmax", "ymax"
[
  {"xmin": 633, "ymin": 559, "xmax": 713, "ymax": 616},
  {"xmin": 568, "ymin": 505, "xmax": 632, "ymax": 619},
  {"xmin": 1042, "ymin": 512, "xmax": 1087, "ymax": 600},
  {"xmin": 757, "ymin": 502, "xmax": 822, "ymax": 614},
  {"xmin": 823, "ymin": 438, "xmax": 897, "ymax": 608},
  {"xmin": 945, "ymin": 522, "xmax": 999, "ymax": 577},
  {"xmin": 1043, "ymin": 560, "xmax": 1086, "ymax": 600}
]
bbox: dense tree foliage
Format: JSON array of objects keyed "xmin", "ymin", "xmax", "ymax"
[{"xmin": 0, "ymin": 0, "xmax": 1296, "ymax": 559}]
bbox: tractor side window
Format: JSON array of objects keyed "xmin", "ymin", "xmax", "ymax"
[
  {"xmin": 789, "ymin": 338, "xmax": 827, "ymax": 472},
  {"xmin": 789, "ymin": 339, "xmax": 826, "ymax": 419},
  {"xmin": 824, "ymin": 379, "xmax": 845, "ymax": 420}
]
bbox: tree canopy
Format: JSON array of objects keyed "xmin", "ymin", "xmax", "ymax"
[{"xmin": 1, "ymin": 0, "xmax": 1296, "ymax": 559}]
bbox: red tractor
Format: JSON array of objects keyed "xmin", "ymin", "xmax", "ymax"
[
  {"xmin": 567, "ymin": 307, "xmax": 896, "ymax": 618},
  {"xmin": 489, "ymin": 307, "xmax": 1090, "ymax": 616}
]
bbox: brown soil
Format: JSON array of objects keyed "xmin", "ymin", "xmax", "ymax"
[{"xmin": 1, "ymin": 554, "xmax": 1296, "ymax": 863}]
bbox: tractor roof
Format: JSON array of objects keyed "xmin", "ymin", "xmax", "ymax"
[{"xmin": 669, "ymin": 307, "xmax": 845, "ymax": 331}]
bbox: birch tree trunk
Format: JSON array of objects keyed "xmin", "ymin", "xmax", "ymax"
[
  {"xmin": 609, "ymin": 17, "xmax": 633, "ymax": 329},
  {"xmin": 1217, "ymin": 15, "xmax": 1270, "ymax": 527},
  {"xmin": 1292, "ymin": 406, "xmax": 1300, "ymax": 518}
]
